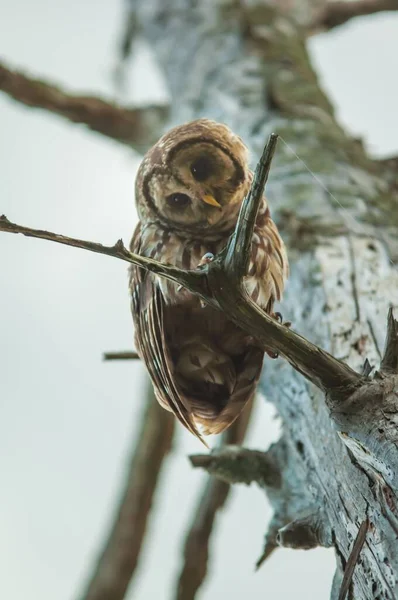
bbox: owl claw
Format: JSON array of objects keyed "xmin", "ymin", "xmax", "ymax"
[
  {"xmin": 198, "ymin": 252, "xmax": 215, "ymax": 267},
  {"xmin": 266, "ymin": 313, "xmax": 289, "ymax": 358},
  {"xmin": 200, "ymin": 299, "xmax": 207, "ymax": 308},
  {"xmin": 177, "ymin": 284, "xmax": 183, "ymax": 292},
  {"xmin": 271, "ymin": 311, "xmax": 291, "ymax": 328}
]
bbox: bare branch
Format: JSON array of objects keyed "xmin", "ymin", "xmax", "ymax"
[
  {"xmin": 103, "ymin": 351, "xmax": 140, "ymax": 361},
  {"xmin": 79, "ymin": 381, "xmax": 175, "ymax": 600},
  {"xmin": 0, "ymin": 60, "xmax": 168, "ymax": 151},
  {"xmin": 0, "ymin": 133, "xmax": 363, "ymax": 402},
  {"xmin": 175, "ymin": 400, "xmax": 254, "ymax": 600},
  {"xmin": 0, "ymin": 215, "xmax": 205, "ymax": 296},
  {"xmin": 313, "ymin": 0, "xmax": 398, "ymax": 32}
]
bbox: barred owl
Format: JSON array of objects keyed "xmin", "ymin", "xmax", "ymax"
[{"xmin": 129, "ymin": 119, "xmax": 288, "ymax": 443}]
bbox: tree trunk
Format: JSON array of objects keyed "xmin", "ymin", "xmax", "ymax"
[{"xmin": 133, "ymin": 1, "xmax": 398, "ymax": 598}]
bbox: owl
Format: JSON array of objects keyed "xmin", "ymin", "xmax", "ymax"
[{"xmin": 129, "ymin": 119, "xmax": 288, "ymax": 443}]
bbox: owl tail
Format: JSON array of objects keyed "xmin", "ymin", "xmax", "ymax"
[{"xmin": 175, "ymin": 339, "xmax": 264, "ymax": 435}]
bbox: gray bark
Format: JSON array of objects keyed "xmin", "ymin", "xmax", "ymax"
[{"xmin": 133, "ymin": 1, "xmax": 398, "ymax": 598}]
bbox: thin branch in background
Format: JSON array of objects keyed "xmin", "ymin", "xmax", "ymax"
[
  {"xmin": 174, "ymin": 398, "xmax": 254, "ymax": 600},
  {"xmin": 313, "ymin": 0, "xmax": 398, "ymax": 32},
  {"xmin": 103, "ymin": 351, "xmax": 140, "ymax": 361},
  {"xmin": 0, "ymin": 60, "xmax": 168, "ymax": 152},
  {"xmin": 79, "ymin": 380, "xmax": 175, "ymax": 600}
]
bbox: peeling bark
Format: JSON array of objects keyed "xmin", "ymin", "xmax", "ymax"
[{"xmin": 132, "ymin": 1, "xmax": 398, "ymax": 598}]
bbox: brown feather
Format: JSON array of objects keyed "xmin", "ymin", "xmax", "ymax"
[{"xmin": 129, "ymin": 119, "xmax": 288, "ymax": 440}]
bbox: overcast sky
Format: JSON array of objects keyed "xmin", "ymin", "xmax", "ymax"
[{"xmin": 0, "ymin": 2, "xmax": 397, "ymax": 599}]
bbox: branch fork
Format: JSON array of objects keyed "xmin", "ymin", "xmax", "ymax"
[{"xmin": 1, "ymin": 134, "xmax": 368, "ymax": 405}]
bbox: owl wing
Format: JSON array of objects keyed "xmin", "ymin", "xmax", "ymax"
[{"xmin": 129, "ymin": 223, "xmax": 206, "ymax": 445}]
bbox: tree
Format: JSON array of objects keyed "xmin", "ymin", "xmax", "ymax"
[{"xmin": 1, "ymin": 1, "xmax": 398, "ymax": 599}]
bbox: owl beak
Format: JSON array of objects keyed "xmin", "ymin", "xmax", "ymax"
[{"xmin": 202, "ymin": 194, "xmax": 222, "ymax": 210}]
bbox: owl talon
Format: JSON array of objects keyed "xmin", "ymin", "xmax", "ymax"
[
  {"xmin": 266, "ymin": 349, "xmax": 279, "ymax": 359},
  {"xmin": 272, "ymin": 311, "xmax": 283, "ymax": 323},
  {"xmin": 200, "ymin": 299, "xmax": 207, "ymax": 308},
  {"xmin": 177, "ymin": 284, "xmax": 183, "ymax": 292},
  {"xmin": 271, "ymin": 312, "xmax": 291, "ymax": 328}
]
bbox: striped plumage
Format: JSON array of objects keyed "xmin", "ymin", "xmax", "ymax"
[{"xmin": 129, "ymin": 119, "xmax": 288, "ymax": 442}]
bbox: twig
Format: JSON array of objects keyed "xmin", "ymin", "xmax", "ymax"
[
  {"xmin": 103, "ymin": 351, "xmax": 140, "ymax": 361},
  {"xmin": 255, "ymin": 538, "xmax": 277, "ymax": 570},
  {"xmin": 0, "ymin": 215, "xmax": 205, "ymax": 295},
  {"xmin": 0, "ymin": 60, "xmax": 168, "ymax": 151},
  {"xmin": 0, "ymin": 134, "xmax": 363, "ymax": 403},
  {"xmin": 313, "ymin": 0, "xmax": 398, "ymax": 32},
  {"xmin": 175, "ymin": 399, "xmax": 254, "ymax": 600},
  {"xmin": 78, "ymin": 381, "xmax": 175, "ymax": 600},
  {"xmin": 255, "ymin": 515, "xmax": 283, "ymax": 570},
  {"xmin": 337, "ymin": 517, "xmax": 369, "ymax": 600}
]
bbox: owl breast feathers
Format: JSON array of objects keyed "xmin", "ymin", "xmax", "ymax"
[{"xmin": 129, "ymin": 118, "xmax": 288, "ymax": 443}]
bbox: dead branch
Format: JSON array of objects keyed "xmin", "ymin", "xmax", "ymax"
[
  {"xmin": 0, "ymin": 60, "xmax": 168, "ymax": 151},
  {"xmin": 103, "ymin": 351, "xmax": 140, "ymax": 361},
  {"xmin": 174, "ymin": 399, "xmax": 254, "ymax": 600},
  {"xmin": 0, "ymin": 133, "xmax": 364, "ymax": 403},
  {"xmin": 78, "ymin": 381, "xmax": 175, "ymax": 600},
  {"xmin": 192, "ymin": 441, "xmax": 335, "ymax": 566},
  {"xmin": 313, "ymin": 0, "xmax": 398, "ymax": 32},
  {"xmin": 0, "ymin": 214, "xmax": 199, "ymax": 291},
  {"xmin": 189, "ymin": 446, "xmax": 281, "ymax": 488}
]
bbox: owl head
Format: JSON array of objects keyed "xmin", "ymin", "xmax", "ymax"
[{"xmin": 135, "ymin": 119, "xmax": 251, "ymax": 236}]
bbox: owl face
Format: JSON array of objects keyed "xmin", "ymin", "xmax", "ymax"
[{"xmin": 136, "ymin": 120, "xmax": 251, "ymax": 234}]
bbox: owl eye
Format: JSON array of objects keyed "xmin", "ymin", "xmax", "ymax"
[
  {"xmin": 190, "ymin": 157, "xmax": 212, "ymax": 181},
  {"xmin": 166, "ymin": 193, "xmax": 191, "ymax": 208}
]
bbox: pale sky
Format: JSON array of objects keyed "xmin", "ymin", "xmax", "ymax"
[{"xmin": 0, "ymin": 2, "xmax": 397, "ymax": 599}]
